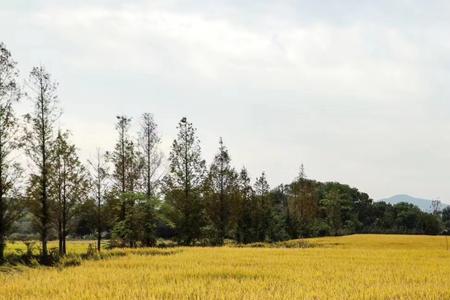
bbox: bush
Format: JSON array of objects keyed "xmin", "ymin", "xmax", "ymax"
[
  {"xmin": 57, "ymin": 254, "xmax": 82, "ymax": 268},
  {"xmin": 310, "ymin": 221, "xmax": 331, "ymax": 237},
  {"xmin": 276, "ymin": 239, "xmax": 313, "ymax": 248}
]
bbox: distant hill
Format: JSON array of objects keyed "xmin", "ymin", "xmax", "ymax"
[{"xmin": 378, "ymin": 194, "xmax": 449, "ymax": 213}]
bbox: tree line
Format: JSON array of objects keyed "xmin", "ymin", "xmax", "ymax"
[{"xmin": 1, "ymin": 42, "xmax": 449, "ymax": 263}]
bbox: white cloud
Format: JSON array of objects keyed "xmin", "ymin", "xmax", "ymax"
[{"xmin": 2, "ymin": 0, "xmax": 450, "ymax": 201}]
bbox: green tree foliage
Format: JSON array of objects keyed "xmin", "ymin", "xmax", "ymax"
[
  {"xmin": 73, "ymin": 198, "xmax": 97, "ymax": 237},
  {"xmin": 108, "ymin": 116, "xmax": 143, "ymax": 221},
  {"xmin": 111, "ymin": 192, "xmax": 159, "ymax": 247},
  {"xmin": 253, "ymin": 172, "xmax": 271, "ymax": 242},
  {"xmin": 286, "ymin": 165, "xmax": 319, "ymax": 238},
  {"xmin": 320, "ymin": 187, "xmax": 345, "ymax": 236},
  {"xmin": 139, "ymin": 113, "xmax": 162, "ymax": 198},
  {"xmin": 139, "ymin": 196, "xmax": 159, "ymax": 247},
  {"xmin": 0, "ymin": 43, "xmax": 23, "ymax": 262},
  {"xmin": 164, "ymin": 118, "xmax": 206, "ymax": 245},
  {"xmin": 112, "ymin": 193, "xmax": 139, "ymax": 247},
  {"xmin": 204, "ymin": 138, "xmax": 238, "ymax": 245},
  {"xmin": 50, "ymin": 131, "xmax": 89, "ymax": 255},
  {"xmin": 87, "ymin": 150, "xmax": 109, "ymax": 251},
  {"xmin": 268, "ymin": 186, "xmax": 289, "ymax": 242},
  {"xmin": 235, "ymin": 168, "xmax": 254, "ymax": 244},
  {"xmin": 24, "ymin": 66, "xmax": 60, "ymax": 261},
  {"xmin": 443, "ymin": 207, "xmax": 450, "ymax": 231}
]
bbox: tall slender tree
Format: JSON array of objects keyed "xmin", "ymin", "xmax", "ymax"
[
  {"xmin": 235, "ymin": 168, "xmax": 254, "ymax": 244},
  {"xmin": 110, "ymin": 116, "xmax": 131, "ymax": 196},
  {"xmin": 107, "ymin": 116, "xmax": 144, "ymax": 246},
  {"xmin": 88, "ymin": 149, "xmax": 109, "ymax": 252},
  {"xmin": 204, "ymin": 138, "xmax": 238, "ymax": 245},
  {"xmin": 287, "ymin": 164, "xmax": 318, "ymax": 237},
  {"xmin": 51, "ymin": 131, "xmax": 89, "ymax": 255},
  {"xmin": 108, "ymin": 116, "xmax": 141, "ymax": 220},
  {"xmin": 139, "ymin": 113, "xmax": 162, "ymax": 198},
  {"xmin": 0, "ymin": 43, "xmax": 23, "ymax": 262},
  {"xmin": 24, "ymin": 66, "xmax": 59, "ymax": 262},
  {"xmin": 253, "ymin": 172, "xmax": 271, "ymax": 241},
  {"xmin": 164, "ymin": 117, "xmax": 206, "ymax": 245}
]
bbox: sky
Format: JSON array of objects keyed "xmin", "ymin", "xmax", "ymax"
[{"xmin": 1, "ymin": 0, "xmax": 450, "ymax": 202}]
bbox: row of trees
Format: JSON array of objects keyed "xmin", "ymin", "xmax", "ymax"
[{"xmin": 1, "ymin": 42, "xmax": 449, "ymax": 263}]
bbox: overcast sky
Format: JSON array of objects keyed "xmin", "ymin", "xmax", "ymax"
[{"xmin": 1, "ymin": 0, "xmax": 450, "ymax": 202}]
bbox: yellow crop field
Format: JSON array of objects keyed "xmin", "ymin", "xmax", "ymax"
[
  {"xmin": 4, "ymin": 240, "xmax": 98, "ymax": 255},
  {"xmin": 1, "ymin": 234, "xmax": 450, "ymax": 299}
]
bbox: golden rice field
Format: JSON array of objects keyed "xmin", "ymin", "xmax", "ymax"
[
  {"xmin": 5, "ymin": 240, "xmax": 100, "ymax": 255},
  {"xmin": 1, "ymin": 234, "xmax": 450, "ymax": 299}
]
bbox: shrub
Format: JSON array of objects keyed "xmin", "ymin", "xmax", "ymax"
[{"xmin": 57, "ymin": 255, "xmax": 82, "ymax": 268}]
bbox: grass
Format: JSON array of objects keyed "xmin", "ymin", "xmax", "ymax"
[
  {"xmin": 306, "ymin": 234, "xmax": 450, "ymax": 249},
  {"xmin": 1, "ymin": 234, "xmax": 450, "ymax": 299},
  {"xmin": 5, "ymin": 240, "xmax": 102, "ymax": 256}
]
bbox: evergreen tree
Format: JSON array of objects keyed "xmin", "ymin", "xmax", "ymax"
[
  {"xmin": 136, "ymin": 113, "xmax": 161, "ymax": 247},
  {"xmin": 51, "ymin": 131, "xmax": 89, "ymax": 255},
  {"xmin": 111, "ymin": 192, "xmax": 158, "ymax": 247},
  {"xmin": 139, "ymin": 113, "xmax": 162, "ymax": 198},
  {"xmin": 164, "ymin": 117, "xmax": 206, "ymax": 245},
  {"xmin": 110, "ymin": 116, "xmax": 131, "ymax": 196},
  {"xmin": 253, "ymin": 172, "xmax": 271, "ymax": 241},
  {"xmin": 108, "ymin": 116, "xmax": 142, "ymax": 221},
  {"xmin": 204, "ymin": 138, "xmax": 238, "ymax": 245},
  {"xmin": 0, "ymin": 43, "xmax": 23, "ymax": 262},
  {"xmin": 235, "ymin": 168, "xmax": 254, "ymax": 244},
  {"xmin": 24, "ymin": 66, "xmax": 59, "ymax": 262},
  {"xmin": 138, "ymin": 195, "xmax": 159, "ymax": 247},
  {"xmin": 268, "ymin": 186, "xmax": 289, "ymax": 242},
  {"xmin": 287, "ymin": 164, "xmax": 318, "ymax": 237},
  {"xmin": 88, "ymin": 149, "xmax": 109, "ymax": 251},
  {"xmin": 111, "ymin": 192, "xmax": 139, "ymax": 247},
  {"xmin": 291, "ymin": 166, "xmax": 307, "ymax": 235},
  {"xmin": 320, "ymin": 187, "xmax": 344, "ymax": 236},
  {"xmin": 443, "ymin": 207, "xmax": 450, "ymax": 231}
]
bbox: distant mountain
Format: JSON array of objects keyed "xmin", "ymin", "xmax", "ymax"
[{"xmin": 378, "ymin": 194, "xmax": 449, "ymax": 213}]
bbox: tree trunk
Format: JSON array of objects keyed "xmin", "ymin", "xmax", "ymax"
[
  {"xmin": 0, "ymin": 145, "xmax": 5, "ymax": 263},
  {"xmin": 0, "ymin": 241, "xmax": 4, "ymax": 263},
  {"xmin": 97, "ymin": 192, "xmax": 101, "ymax": 252},
  {"xmin": 41, "ymin": 193, "xmax": 48, "ymax": 262},
  {"xmin": 97, "ymin": 231, "xmax": 101, "ymax": 252},
  {"xmin": 219, "ymin": 161, "xmax": 225, "ymax": 245},
  {"xmin": 58, "ymin": 219, "xmax": 63, "ymax": 256},
  {"xmin": 40, "ymin": 90, "xmax": 49, "ymax": 261},
  {"xmin": 62, "ymin": 201, "xmax": 66, "ymax": 254},
  {"xmin": 120, "ymin": 126, "xmax": 126, "ymax": 221},
  {"xmin": 183, "ymin": 124, "xmax": 190, "ymax": 245},
  {"xmin": 147, "ymin": 128, "xmax": 152, "ymax": 198},
  {"xmin": 0, "ymin": 182, "xmax": 5, "ymax": 262}
]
